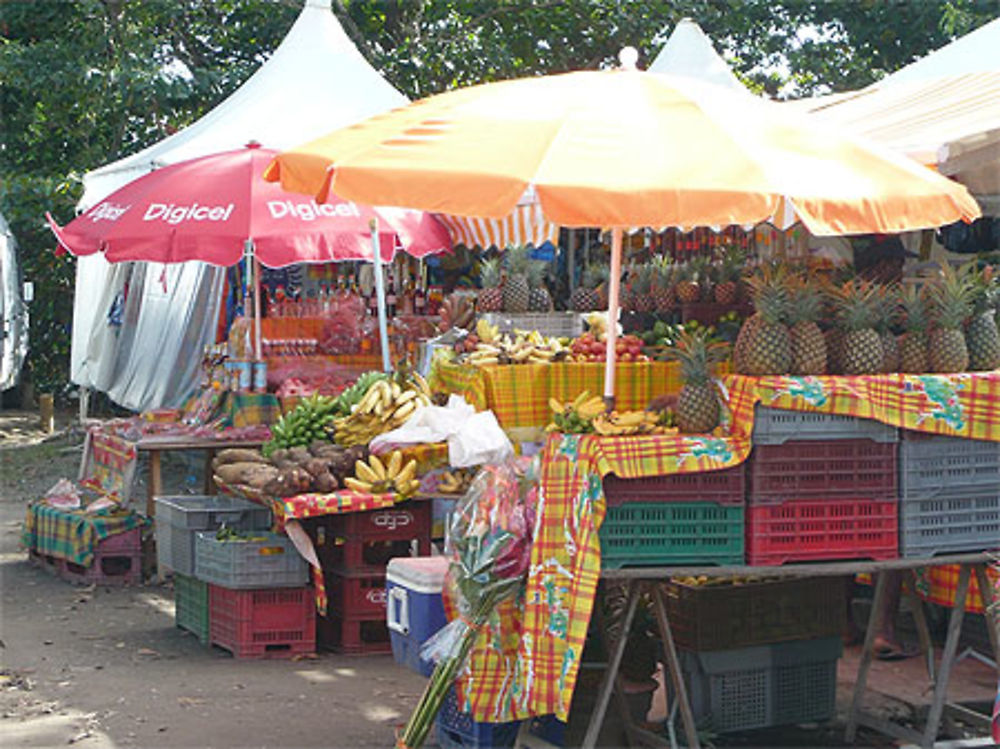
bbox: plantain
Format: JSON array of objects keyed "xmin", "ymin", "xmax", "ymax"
[
  {"xmin": 355, "ymin": 459, "xmax": 379, "ymax": 484},
  {"xmin": 386, "ymin": 450, "xmax": 403, "ymax": 479},
  {"xmin": 396, "ymin": 458, "xmax": 417, "ymax": 486},
  {"xmin": 369, "ymin": 454, "xmax": 387, "ymax": 481},
  {"xmin": 344, "ymin": 477, "xmax": 372, "ymax": 493}
]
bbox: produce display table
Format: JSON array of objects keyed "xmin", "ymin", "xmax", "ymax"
[
  {"xmin": 136, "ymin": 435, "xmax": 266, "ymax": 516},
  {"xmin": 588, "ymin": 554, "xmax": 998, "ymax": 749},
  {"xmin": 431, "ymin": 359, "xmax": 685, "ymax": 429},
  {"xmin": 453, "ymin": 371, "xmax": 1000, "ymax": 734}
]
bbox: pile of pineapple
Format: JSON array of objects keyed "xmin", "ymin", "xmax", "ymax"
[
  {"xmin": 622, "ymin": 247, "xmax": 746, "ymax": 314},
  {"xmin": 732, "ymin": 262, "xmax": 1000, "ymax": 377},
  {"xmin": 476, "ymin": 245, "xmax": 554, "ymax": 314}
]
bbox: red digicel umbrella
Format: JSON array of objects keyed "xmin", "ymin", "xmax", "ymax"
[
  {"xmin": 47, "ymin": 142, "xmax": 451, "ymax": 369},
  {"xmin": 47, "ymin": 143, "xmax": 450, "ymax": 266}
]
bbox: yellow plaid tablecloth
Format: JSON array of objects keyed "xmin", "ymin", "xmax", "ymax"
[
  {"xmin": 725, "ymin": 371, "xmax": 1000, "ymax": 441},
  {"xmin": 458, "ymin": 430, "xmax": 749, "ymax": 723},
  {"xmin": 22, "ymin": 504, "xmax": 147, "ymax": 567},
  {"xmin": 432, "ymin": 360, "xmax": 684, "ymax": 429},
  {"xmin": 919, "ymin": 564, "xmax": 998, "ymax": 614}
]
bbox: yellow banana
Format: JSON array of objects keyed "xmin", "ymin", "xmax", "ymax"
[
  {"xmin": 410, "ymin": 371, "xmax": 431, "ymax": 397},
  {"xmin": 344, "ymin": 477, "xmax": 372, "ymax": 493},
  {"xmin": 615, "ymin": 410, "xmax": 648, "ymax": 427},
  {"xmin": 395, "ymin": 389, "xmax": 418, "ymax": 406},
  {"xmin": 355, "ymin": 459, "xmax": 379, "ymax": 484},
  {"xmin": 386, "ymin": 450, "xmax": 403, "ymax": 479},
  {"xmin": 392, "ymin": 400, "xmax": 417, "ymax": 423},
  {"xmin": 369, "ymin": 454, "xmax": 387, "ymax": 481},
  {"xmin": 576, "ymin": 397, "xmax": 606, "ymax": 419},
  {"xmin": 396, "ymin": 458, "xmax": 417, "ymax": 486},
  {"xmin": 572, "ymin": 390, "xmax": 591, "ymax": 409},
  {"xmin": 380, "ymin": 381, "xmax": 394, "ymax": 412},
  {"xmin": 549, "ymin": 398, "xmax": 565, "ymax": 414}
]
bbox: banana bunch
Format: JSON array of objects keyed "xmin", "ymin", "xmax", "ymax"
[
  {"xmin": 436, "ymin": 467, "xmax": 476, "ymax": 494},
  {"xmin": 476, "ymin": 318, "xmax": 501, "ymax": 345},
  {"xmin": 673, "ymin": 575, "xmax": 768, "ymax": 587},
  {"xmin": 332, "ymin": 372, "xmax": 432, "ymax": 447},
  {"xmin": 591, "ymin": 409, "xmax": 671, "ymax": 436},
  {"xmin": 545, "ymin": 391, "xmax": 606, "ymax": 434},
  {"xmin": 265, "ymin": 393, "xmax": 337, "ymax": 454},
  {"xmin": 467, "ymin": 329, "xmax": 563, "ymax": 367},
  {"xmin": 333, "ymin": 371, "xmax": 390, "ymax": 416},
  {"xmin": 343, "ymin": 451, "xmax": 420, "ymax": 497}
]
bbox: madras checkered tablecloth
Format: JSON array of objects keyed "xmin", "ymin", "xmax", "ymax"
[
  {"xmin": 725, "ymin": 371, "xmax": 1000, "ymax": 441},
  {"xmin": 431, "ymin": 360, "xmax": 686, "ymax": 429},
  {"xmin": 218, "ymin": 392, "xmax": 282, "ymax": 428},
  {"xmin": 920, "ymin": 564, "xmax": 999, "ymax": 614},
  {"xmin": 458, "ymin": 430, "xmax": 750, "ymax": 723},
  {"xmin": 22, "ymin": 504, "xmax": 147, "ymax": 567},
  {"xmin": 458, "ymin": 371, "xmax": 1000, "ymax": 724}
]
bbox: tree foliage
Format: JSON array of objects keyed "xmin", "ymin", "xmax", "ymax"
[{"xmin": 1, "ymin": 0, "xmax": 996, "ymax": 398}]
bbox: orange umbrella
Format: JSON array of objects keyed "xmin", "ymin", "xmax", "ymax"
[{"xmin": 265, "ymin": 52, "xmax": 981, "ymax": 404}]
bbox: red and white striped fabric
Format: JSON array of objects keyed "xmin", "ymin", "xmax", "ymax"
[{"xmin": 437, "ymin": 203, "xmax": 560, "ymax": 250}]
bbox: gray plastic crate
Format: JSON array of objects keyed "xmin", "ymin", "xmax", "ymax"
[
  {"xmin": 900, "ymin": 432, "xmax": 1000, "ymax": 498},
  {"xmin": 752, "ymin": 405, "xmax": 898, "ymax": 445},
  {"xmin": 480, "ymin": 311, "xmax": 583, "ymax": 338},
  {"xmin": 194, "ymin": 531, "xmax": 308, "ymax": 589},
  {"xmin": 680, "ymin": 637, "xmax": 841, "ymax": 734},
  {"xmin": 155, "ymin": 495, "xmax": 272, "ymax": 576},
  {"xmin": 900, "ymin": 490, "xmax": 1000, "ymax": 558}
]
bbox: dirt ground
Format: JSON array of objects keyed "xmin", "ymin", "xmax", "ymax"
[{"xmin": 1, "ymin": 409, "xmax": 996, "ymax": 748}]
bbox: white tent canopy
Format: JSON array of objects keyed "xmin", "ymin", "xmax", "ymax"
[
  {"xmin": 73, "ymin": 0, "xmax": 407, "ymax": 411},
  {"xmin": 648, "ymin": 17, "xmax": 748, "ymax": 95},
  {"xmin": 784, "ymin": 17, "xmax": 1000, "ymax": 211}
]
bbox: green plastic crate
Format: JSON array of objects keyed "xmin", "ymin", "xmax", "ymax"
[
  {"xmin": 175, "ymin": 573, "xmax": 209, "ymax": 644},
  {"xmin": 599, "ymin": 502, "xmax": 744, "ymax": 569}
]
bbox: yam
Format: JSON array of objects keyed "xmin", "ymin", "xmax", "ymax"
[
  {"xmin": 215, "ymin": 448, "xmax": 267, "ymax": 466},
  {"xmin": 268, "ymin": 448, "xmax": 291, "ymax": 465},
  {"xmin": 312, "ymin": 471, "xmax": 338, "ymax": 494},
  {"xmin": 215, "ymin": 462, "xmax": 270, "ymax": 486},
  {"xmin": 301, "ymin": 458, "xmax": 332, "ymax": 480},
  {"xmin": 288, "ymin": 447, "xmax": 312, "ymax": 464},
  {"xmin": 244, "ymin": 465, "xmax": 280, "ymax": 490}
]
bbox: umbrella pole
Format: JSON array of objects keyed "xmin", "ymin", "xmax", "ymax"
[
  {"xmin": 253, "ymin": 252, "xmax": 262, "ymax": 363},
  {"xmin": 370, "ymin": 219, "xmax": 392, "ymax": 373},
  {"xmin": 603, "ymin": 227, "xmax": 623, "ymax": 411}
]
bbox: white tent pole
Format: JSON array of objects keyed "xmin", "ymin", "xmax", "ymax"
[
  {"xmin": 370, "ymin": 219, "xmax": 392, "ymax": 372},
  {"xmin": 603, "ymin": 227, "xmax": 623, "ymax": 410},
  {"xmin": 244, "ymin": 239, "xmax": 262, "ymax": 361}
]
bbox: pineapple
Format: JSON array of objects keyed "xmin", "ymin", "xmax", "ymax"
[
  {"xmin": 899, "ymin": 285, "xmax": 930, "ymax": 374},
  {"xmin": 666, "ymin": 329, "xmax": 729, "ymax": 434},
  {"xmin": 831, "ymin": 280, "xmax": 883, "ymax": 375},
  {"xmin": 929, "ymin": 263, "xmax": 972, "ymax": 373},
  {"xmin": 714, "ymin": 246, "xmax": 745, "ymax": 305},
  {"xmin": 502, "ymin": 245, "xmax": 531, "ymax": 313},
  {"xmin": 734, "ymin": 264, "xmax": 792, "ymax": 375},
  {"xmin": 631, "ymin": 264, "xmax": 654, "ymax": 313},
  {"xmin": 965, "ymin": 266, "xmax": 1000, "ymax": 371},
  {"xmin": 571, "ymin": 265, "xmax": 606, "ymax": 312},
  {"xmin": 527, "ymin": 261, "xmax": 553, "ymax": 312},
  {"xmin": 651, "ymin": 256, "xmax": 676, "ymax": 314},
  {"xmin": 674, "ymin": 262, "xmax": 700, "ymax": 304},
  {"xmin": 477, "ymin": 257, "xmax": 503, "ymax": 313},
  {"xmin": 787, "ymin": 277, "xmax": 827, "ymax": 375},
  {"xmin": 874, "ymin": 284, "xmax": 901, "ymax": 373},
  {"xmin": 824, "ymin": 327, "xmax": 846, "ymax": 375}
]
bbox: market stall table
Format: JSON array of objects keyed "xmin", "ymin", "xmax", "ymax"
[
  {"xmin": 588, "ymin": 553, "xmax": 998, "ymax": 749},
  {"xmin": 137, "ymin": 435, "xmax": 266, "ymax": 517}
]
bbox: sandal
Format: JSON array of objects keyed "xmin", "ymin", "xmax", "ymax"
[{"xmin": 873, "ymin": 636, "xmax": 919, "ymax": 661}]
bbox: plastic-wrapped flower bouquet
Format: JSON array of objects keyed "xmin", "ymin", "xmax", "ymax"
[{"xmin": 397, "ymin": 458, "xmax": 538, "ymax": 749}]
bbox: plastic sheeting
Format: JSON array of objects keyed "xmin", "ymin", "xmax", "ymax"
[
  {"xmin": 1, "ymin": 212, "xmax": 29, "ymax": 391},
  {"xmin": 71, "ymin": 0, "xmax": 408, "ymax": 411}
]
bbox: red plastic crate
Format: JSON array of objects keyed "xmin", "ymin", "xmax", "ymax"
[
  {"xmin": 317, "ymin": 612, "xmax": 392, "ymax": 655},
  {"xmin": 748, "ymin": 439, "xmax": 897, "ymax": 503},
  {"xmin": 209, "ymin": 584, "xmax": 315, "ymax": 659},
  {"xmin": 328, "ymin": 570, "xmax": 387, "ymax": 618},
  {"xmin": 95, "ymin": 527, "xmax": 142, "ymax": 553},
  {"xmin": 59, "ymin": 545, "xmax": 142, "ymax": 586},
  {"xmin": 327, "ymin": 501, "xmax": 431, "ymax": 542},
  {"xmin": 603, "ymin": 464, "xmax": 745, "ymax": 507},
  {"xmin": 746, "ymin": 497, "xmax": 898, "ymax": 565}
]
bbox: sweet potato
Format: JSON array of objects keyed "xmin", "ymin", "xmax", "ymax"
[{"xmin": 215, "ymin": 448, "xmax": 268, "ymax": 466}]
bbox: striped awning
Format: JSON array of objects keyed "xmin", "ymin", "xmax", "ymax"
[{"xmin": 437, "ymin": 203, "xmax": 560, "ymax": 250}]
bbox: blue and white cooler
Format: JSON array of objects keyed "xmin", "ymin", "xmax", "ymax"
[{"xmin": 386, "ymin": 555, "xmax": 449, "ymax": 676}]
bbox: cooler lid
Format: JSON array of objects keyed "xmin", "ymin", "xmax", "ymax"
[{"xmin": 386, "ymin": 555, "xmax": 449, "ymax": 591}]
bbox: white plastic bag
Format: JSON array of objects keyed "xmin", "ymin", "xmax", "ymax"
[{"xmin": 371, "ymin": 394, "xmax": 512, "ymax": 467}]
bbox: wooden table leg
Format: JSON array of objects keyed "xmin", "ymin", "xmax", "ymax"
[
  {"xmin": 582, "ymin": 579, "xmax": 639, "ymax": 749},
  {"xmin": 147, "ymin": 450, "xmax": 163, "ymax": 518},
  {"xmin": 972, "ymin": 563, "xmax": 1000, "ymax": 674},
  {"xmin": 905, "ymin": 569, "xmax": 937, "ymax": 685},
  {"xmin": 846, "ymin": 569, "xmax": 889, "ymax": 743},
  {"xmin": 921, "ymin": 563, "xmax": 971, "ymax": 749},
  {"xmin": 651, "ymin": 583, "xmax": 700, "ymax": 749}
]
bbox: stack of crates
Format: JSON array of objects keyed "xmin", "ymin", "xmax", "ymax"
[
  {"xmin": 194, "ymin": 530, "xmax": 312, "ymax": 659},
  {"xmin": 153, "ymin": 495, "xmax": 272, "ymax": 645},
  {"xmin": 664, "ymin": 576, "xmax": 845, "ymax": 734},
  {"xmin": 898, "ymin": 431, "xmax": 1000, "ymax": 556},
  {"xmin": 745, "ymin": 406, "xmax": 900, "ymax": 564},
  {"xmin": 306, "ymin": 500, "xmax": 432, "ymax": 654},
  {"xmin": 599, "ymin": 465, "xmax": 746, "ymax": 568}
]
